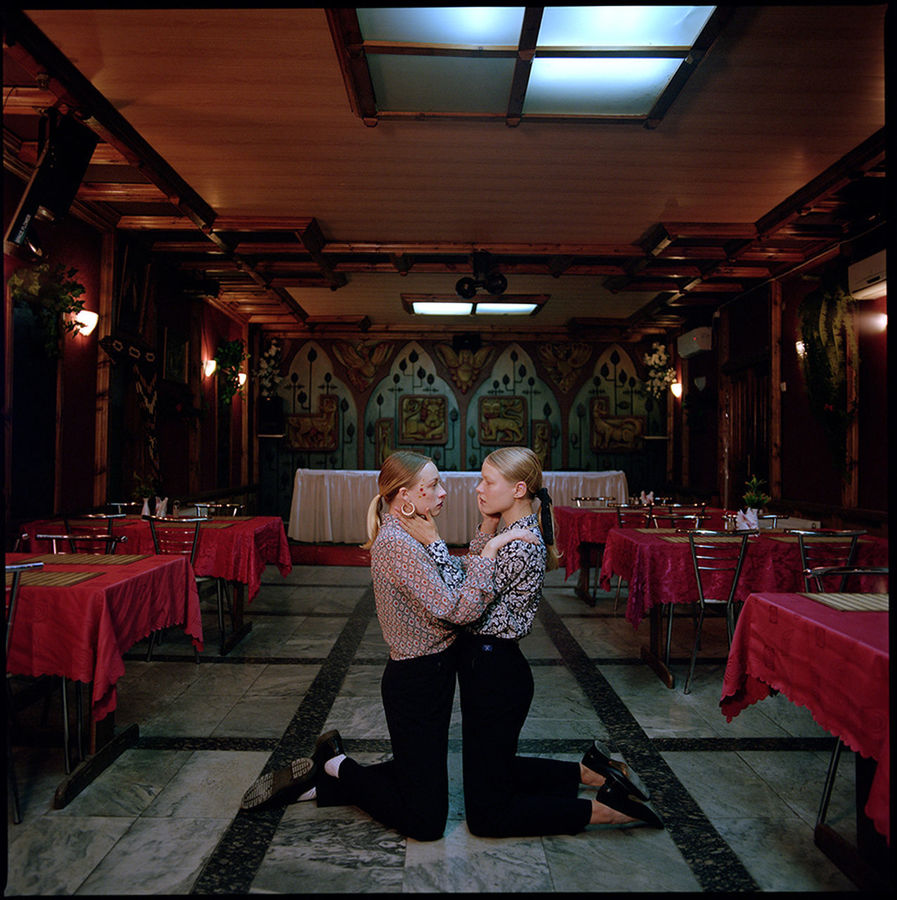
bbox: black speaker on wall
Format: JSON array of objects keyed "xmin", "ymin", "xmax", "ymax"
[{"xmin": 4, "ymin": 111, "xmax": 99, "ymax": 257}]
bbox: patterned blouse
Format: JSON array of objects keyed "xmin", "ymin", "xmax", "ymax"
[
  {"xmin": 428, "ymin": 513, "xmax": 546, "ymax": 640},
  {"xmin": 370, "ymin": 512, "xmax": 496, "ymax": 660}
]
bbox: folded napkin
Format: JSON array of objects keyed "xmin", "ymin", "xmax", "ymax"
[
  {"xmin": 155, "ymin": 496, "xmax": 168, "ymax": 516},
  {"xmin": 640, "ymin": 490, "xmax": 654, "ymax": 505},
  {"xmin": 736, "ymin": 508, "xmax": 758, "ymax": 530},
  {"xmin": 141, "ymin": 497, "xmax": 151, "ymax": 516}
]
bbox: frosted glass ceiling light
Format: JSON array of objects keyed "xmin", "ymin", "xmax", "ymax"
[
  {"xmin": 538, "ymin": 6, "xmax": 715, "ymax": 47},
  {"xmin": 356, "ymin": 7, "xmax": 524, "ymax": 46},
  {"xmin": 412, "ymin": 301, "xmax": 474, "ymax": 315}
]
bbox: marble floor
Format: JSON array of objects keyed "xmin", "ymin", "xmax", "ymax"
[{"xmin": 6, "ymin": 558, "xmax": 889, "ymax": 894}]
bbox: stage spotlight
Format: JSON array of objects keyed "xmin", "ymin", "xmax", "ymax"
[
  {"xmin": 485, "ymin": 272, "xmax": 508, "ymax": 296},
  {"xmin": 456, "ymin": 277, "xmax": 478, "ymax": 300}
]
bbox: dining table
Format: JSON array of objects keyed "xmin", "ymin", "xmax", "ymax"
[
  {"xmin": 21, "ymin": 515, "xmax": 293, "ymax": 654},
  {"xmin": 5, "ymin": 551, "xmax": 203, "ymax": 808},
  {"xmin": 553, "ymin": 506, "xmax": 728, "ymax": 604},
  {"xmin": 596, "ymin": 527, "xmax": 889, "ymax": 688},
  {"xmin": 720, "ymin": 590, "xmax": 889, "ymax": 884}
]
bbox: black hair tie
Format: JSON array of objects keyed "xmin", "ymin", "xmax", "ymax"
[{"xmin": 536, "ymin": 487, "xmax": 554, "ymax": 543}]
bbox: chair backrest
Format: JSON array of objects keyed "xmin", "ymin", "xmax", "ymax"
[
  {"xmin": 146, "ymin": 516, "xmax": 205, "ymax": 564},
  {"xmin": 5, "ymin": 561, "xmax": 44, "ymax": 656},
  {"xmin": 35, "ymin": 532, "xmax": 128, "ymax": 554},
  {"xmin": 688, "ymin": 530, "xmax": 752, "ymax": 607},
  {"xmin": 107, "ymin": 501, "xmax": 143, "ymax": 515},
  {"xmin": 192, "ymin": 501, "xmax": 244, "ymax": 517},
  {"xmin": 615, "ymin": 505, "xmax": 653, "ymax": 528},
  {"xmin": 62, "ymin": 513, "xmax": 127, "ymax": 553},
  {"xmin": 652, "ymin": 505, "xmax": 707, "ymax": 529},
  {"xmin": 788, "ymin": 529, "xmax": 865, "ymax": 591},
  {"xmin": 573, "ymin": 496, "xmax": 612, "ymax": 508},
  {"xmin": 804, "ymin": 565, "xmax": 888, "ymax": 593}
]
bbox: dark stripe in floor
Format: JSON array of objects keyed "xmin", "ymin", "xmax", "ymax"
[{"xmin": 538, "ymin": 598, "xmax": 760, "ymax": 893}]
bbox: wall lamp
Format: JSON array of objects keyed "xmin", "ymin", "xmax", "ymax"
[
  {"xmin": 203, "ymin": 359, "xmax": 217, "ymax": 377},
  {"xmin": 670, "ymin": 381, "xmax": 683, "ymax": 399},
  {"xmin": 71, "ymin": 308, "xmax": 99, "ymax": 336},
  {"xmin": 238, "ymin": 372, "xmax": 247, "ymax": 387}
]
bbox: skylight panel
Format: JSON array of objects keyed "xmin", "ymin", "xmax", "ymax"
[{"xmin": 356, "ymin": 7, "xmax": 525, "ymax": 47}]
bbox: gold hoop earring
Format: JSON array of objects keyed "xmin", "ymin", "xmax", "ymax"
[{"xmin": 401, "ymin": 500, "xmax": 416, "ymax": 517}]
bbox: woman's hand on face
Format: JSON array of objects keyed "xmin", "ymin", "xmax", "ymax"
[
  {"xmin": 479, "ymin": 511, "xmax": 501, "ymax": 536},
  {"xmin": 481, "ymin": 527, "xmax": 538, "ymax": 559},
  {"xmin": 397, "ymin": 509, "xmax": 441, "ymax": 546}
]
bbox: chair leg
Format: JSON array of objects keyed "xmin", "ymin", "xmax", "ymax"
[
  {"xmin": 146, "ymin": 630, "xmax": 157, "ymax": 662},
  {"xmin": 684, "ymin": 609, "xmax": 705, "ymax": 694},
  {"xmin": 815, "ymin": 737, "xmax": 843, "ymax": 828},
  {"xmin": 75, "ymin": 681, "xmax": 84, "ymax": 765},
  {"xmin": 216, "ymin": 580, "xmax": 227, "ymax": 655},
  {"xmin": 613, "ymin": 575, "xmax": 625, "ymax": 612},
  {"xmin": 60, "ymin": 677, "xmax": 72, "ymax": 774}
]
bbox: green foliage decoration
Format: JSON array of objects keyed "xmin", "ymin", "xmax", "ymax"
[
  {"xmin": 7, "ymin": 262, "xmax": 87, "ymax": 357},
  {"xmin": 798, "ymin": 283, "xmax": 857, "ymax": 474},
  {"xmin": 214, "ymin": 338, "xmax": 247, "ymax": 405},
  {"xmin": 743, "ymin": 475, "xmax": 771, "ymax": 509}
]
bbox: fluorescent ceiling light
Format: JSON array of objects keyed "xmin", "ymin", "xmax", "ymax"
[
  {"xmin": 475, "ymin": 303, "xmax": 539, "ymax": 315},
  {"xmin": 412, "ymin": 301, "xmax": 473, "ymax": 315}
]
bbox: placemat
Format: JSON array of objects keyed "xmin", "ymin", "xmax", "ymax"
[
  {"xmin": 661, "ymin": 535, "xmax": 746, "ymax": 543},
  {"xmin": 803, "ymin": 592, "xmax": 889, "ymax": 612},
  {"xmin": 18, "ymin": 553, "xmax": 148, "ymax": 565},
  {"xmin": 771, "ymin": 535, "xmax": 859, "ymax": 543},
  {"xmin": 6, "ymin": 570, "xmax": 101, "ymax": 587},
  {"xmin": 637, "ymin": 527, "xmax": 679, "ymax": 534}
]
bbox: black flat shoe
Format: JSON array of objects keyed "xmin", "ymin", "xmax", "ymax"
[
  {"xmin": 240, "ymin": 756, "xmax": 316, "ymax": 810},
  {"xmin": 312, "ymin": 729, "xmax": 345, "ymax": 770},
  {"xmin": 595, "ymin": 782, "xmax": 664, "ymax": 829},
  {"xmin": 582, "ymin": 741, "xmax": 650, "ymax": 802}
]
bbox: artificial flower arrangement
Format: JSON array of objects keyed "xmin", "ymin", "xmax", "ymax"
[
  {"xmin": 743, "ymin": 475, "xmax": 772, "ymax": 510},
  {"xmin": 255, "ymin": 339, "xmax": 283, "ymax": 398},
  {"xmin": 643, "ymin": 341, "xmax": 677, "ymax": 399}
]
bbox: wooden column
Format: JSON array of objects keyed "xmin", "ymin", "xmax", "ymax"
[
  {"xmin": 769, "ymin": 281, "xmax": 782, "ymax": 501},
  {"xmin": 93, "ymin": 232, "xmax": 114, "ymax": 507},
  {"xmin": 841, "ymin": 309, "xmax": 860, "ymax": 508}
]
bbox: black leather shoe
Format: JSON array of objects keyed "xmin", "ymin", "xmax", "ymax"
[
  {"xmin": 582, "ymin": 741, "xmax": 650, "ymax": 802},
  {"xmin": 311, "ymin": 729, "xmax": 345, "ymax": 770},
  {"xmin": 595, "ymin": 782, "xmax": 664, "ymax": 829}
]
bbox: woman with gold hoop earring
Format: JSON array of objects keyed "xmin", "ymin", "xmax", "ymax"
[{"xmin": 241, "ymin": 450, "xmax": 535, "ymax": 842}]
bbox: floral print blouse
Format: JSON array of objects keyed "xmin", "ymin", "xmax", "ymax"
[
  {"xmin": 427, "ymin": 513, "xmax": 546, "ymax": 640},
  {"xmin": 370, "ymin": 512, "xmax": 496, "ymax": 660}
]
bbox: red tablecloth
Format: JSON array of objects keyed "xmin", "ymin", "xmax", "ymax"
[
  {"xmin": 598, "ymin": 529, "xmax": 888, "ymax": 628},
  {"xmin": 554, "ymin": 507, "xmax": 726, "ymax": 580},
  {"xmin": 5, "ymin": 553, "xmax": 203, "ymax": 722},
  {"xmin": 720, "ymin": 592, "xmax": 889, "ymax": 844},
  {"xmin": 22, "ymin": 516, "xmax": 292, "ymax": 602}
]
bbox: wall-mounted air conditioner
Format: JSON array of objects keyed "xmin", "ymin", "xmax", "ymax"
[
  {"xmin": 677, "ymin": 326, "xmax": 712, "ymax": 358},
  {"xmin": 848, "ymin": 250, "xmax": 886, "ymax": 300}
]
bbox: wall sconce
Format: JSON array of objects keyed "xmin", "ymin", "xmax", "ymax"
[
  {"xmin": 237, "ymin": 372, "xmax": 247, "ymax": 387},
  {"xmin": 795, "ymin": 340, "xmax": 807, "ymax": 359},
  {"xmin": 203, "ymin": 359, "xmax": 217, "ymax": 377},
  {"xmin": 670, "ymin": 381, "xmax": 683, "ymax": 399},
  {"xmin": 71, "ymin": 309, "xmax": 99, "ymax": 336}
]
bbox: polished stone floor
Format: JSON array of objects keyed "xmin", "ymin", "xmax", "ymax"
[{"xmin": 6, "ymin": 559, "xmax": 883, "ymax": 894}]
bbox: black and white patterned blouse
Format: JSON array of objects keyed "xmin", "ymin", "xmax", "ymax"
[{"xmin": 427, "ymin": 513, "xmax": 546, "ymax": 640}]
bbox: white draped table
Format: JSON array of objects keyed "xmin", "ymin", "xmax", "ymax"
[{"xmin": 288, "ymin": 468, "xmax": 628, "ymax": 545}]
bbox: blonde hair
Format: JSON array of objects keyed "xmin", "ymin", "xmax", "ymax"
[
  {"xmin": 362, "ymin": 451, "xmax": 433, "ymax": 549},
  {"xmin": 483, "ymin": 447, "xmax": 560, "ymax": 570}
]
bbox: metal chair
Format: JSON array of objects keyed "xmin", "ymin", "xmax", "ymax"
[
  {"xmin": 652, "ymin": 504, "xmax": 708, "ymax": 530},
  {"xmin": 611, "ymin": 505, "xmax": 655, "ymax": 610},
  {"xmin": 35, "ymin": 532, "xmax": 129, "ymax": 554},
  {"xmin": 106, "ymin": 501, "xmax": 143, "ymax": 515},
  {"xmin": 572, "ymin": 496, "xmax": 612, "ymax": 508},
  {"xmin": 146, "ymin": 515, "xmax": 225, "ymax": 657},
  {"xmin": 669, "ymin": 530, "xmax": 753, "ymax": 693},
  {"xmin": 192, "ymin": 501, "xmax": 244, "ymax": 517},
  {"xmin": 787, "ymin": 529, "xmax": 865, "ymax": 591},
  {"xmin": 6, "ymin": 561, "xmax": 43, "ymax": 823}
]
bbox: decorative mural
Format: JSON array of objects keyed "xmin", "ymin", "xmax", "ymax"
[{"xmin": 258, "ymin": 335, "xmax": 672, "ymax": 518}]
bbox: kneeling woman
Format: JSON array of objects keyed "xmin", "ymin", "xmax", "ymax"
[{"xmin": 432, "ymin": 447, "xmax": 662, "ymax": 836}]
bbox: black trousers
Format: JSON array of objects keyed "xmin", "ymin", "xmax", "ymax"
[
  {"xmin": 317, "ymin": 644, "xmax": 457, "ymax": 841},
  {"xmin": 457, "ymin": 632, "xmax": 592, "ymax": 837}
]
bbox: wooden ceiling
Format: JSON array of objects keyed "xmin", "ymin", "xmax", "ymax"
[{"xmin": 2, "ymin": 6, "xmax": 887, "ymax": 342}]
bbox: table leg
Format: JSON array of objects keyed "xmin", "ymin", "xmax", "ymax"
[
  {"xmin": 574, "ymin": 542, "xmax": 601, "ymax": 606},
  {"xmin": 219, "ymin": 580, "xmax": 252, "ymax": 656},
  {"xmin": 53, "ymin": 718, "xmax": 139, "ymax": 809},
  {"xmin": 639, "ymin": 605, "xmax": 675, "ymax": 689}
]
